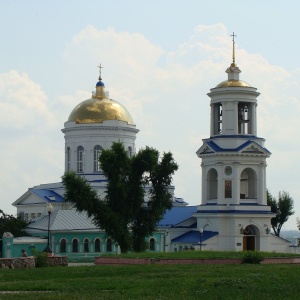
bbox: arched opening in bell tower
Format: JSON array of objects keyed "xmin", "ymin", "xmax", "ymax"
[
  {"xmin": 240, "ymin": 168, "xmax": 257, "ymax": 200},
  {"xmin": 213, "ymin": 103, "xmax": 222, "ymax": 135},
  {"xmin": 238, "ymin": 102, "xmax": 253, "ymax": 134},
  {"xmin": 207, "ymin": 168, "xmax": 218, "ymax": 200}
]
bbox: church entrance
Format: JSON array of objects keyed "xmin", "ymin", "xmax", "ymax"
[
  {"xmin": 242, "ymin": 225, "xmax": 256, "ymax": 251},
  {"xmin": 243, "ymin": 236, "xmax": 255, "ymax": 250}
]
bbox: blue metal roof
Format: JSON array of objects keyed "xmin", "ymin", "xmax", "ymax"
[
  {"xmin": 31, "ymin": 189, "xmax": 64, "ymax": 203},
  {"xmin": 172, "ymin": 230, "xmax": 218, "ymax": 243},
  {"xmin": 96, "ymin": 81, "xmax": 105, "ymax": 86},
  {"xmin": 157, "ymin": 206, "xmax": 197, "ymax": 228}
]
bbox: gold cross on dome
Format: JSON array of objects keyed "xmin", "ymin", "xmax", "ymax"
[{"xmin": 97, "ymin": 63, "xmax": 103, "ymax": 80}]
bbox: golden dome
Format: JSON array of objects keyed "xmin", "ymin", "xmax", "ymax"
[
  {"xmin": 68, "ymin": 67, "xmax": 134, "ymax": 125},
  {"xmin": 215, "ymin": 80, "xmax": 252, "ymax": 88},
  {"xmin": 68, "ymin": 97, "xmax": 134, "ymax": 125}
]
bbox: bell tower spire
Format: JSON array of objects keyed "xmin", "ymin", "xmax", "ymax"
[{"xmin": 231, "ymin": 32, "xmax": 237, "ymax": 67}]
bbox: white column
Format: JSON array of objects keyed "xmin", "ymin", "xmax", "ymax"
[
  {"xmin": 253, "ymin": 103, "xmax": 257, "ymax": 136},
  {"xmin": 216, "ymin": 163, "xmax": 223, "ymax": 204},
  {"xmin": 232, "ymin": 163, "xmax": 240, "ymax": 204},
  {"xmin": 210, "ymin": 104, "xmax": 214, "ymax": 136},
  {"xmin": 201, "ymin": 163, "xmax": 207, "ymax": 205},
  {"xmin": 233, "ymin": 101, "xmax": 239, "ymax": 135},
  {"xmin": 258, "ymin": 162, "xmax": 266, "ymax": 205}
]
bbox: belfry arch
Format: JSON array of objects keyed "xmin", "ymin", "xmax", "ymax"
[
  {"xmin": 240, "ymin": 168, "xmax": 257, "ymax": 200},
  {"xmin": 207, "ymin": 168, "xmax": 218, "ymax": 200}
]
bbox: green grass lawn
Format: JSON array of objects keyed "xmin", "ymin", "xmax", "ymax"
[{"xmin": 0, "ymin": 263, "xmax": 300, "ymax": 299}]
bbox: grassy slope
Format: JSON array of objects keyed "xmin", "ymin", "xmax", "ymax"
[{"xmin": 0, "ymin": 263, "xmax": 300, "ymax": 299}]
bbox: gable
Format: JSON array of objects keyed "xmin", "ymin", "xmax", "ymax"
[
  {"xmin": 13, "ymin": 190, "xmax": 46, "ymax": 206},
  {"xmin": 240, "ymin": 142, "xmax": 270, "ymax": 155},
  {"xmin": 196, "ymin": 144, "xmax": 216, "ymax": 156}
]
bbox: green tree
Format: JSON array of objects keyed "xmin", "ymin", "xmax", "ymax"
[
  {"xmin": 0, "ymin": 210, "xmax": 28, "ymax": 237},
  {"xmin": 267, "ymin": 190, "xmax": 294, "ymax": 236},
  {"xmin": 62, "ymin": 142, "xmax": 178, "ymax": 253}
]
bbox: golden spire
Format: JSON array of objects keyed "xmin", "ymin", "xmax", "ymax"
[
  {"xmin": 230, "ymin": 32, "xmax": 237, "ymax": 67},
  {"xmin": 97, "ymin": 63, "xmax": 103, "ymax": 81}
]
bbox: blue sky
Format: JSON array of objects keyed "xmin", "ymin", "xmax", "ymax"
[{"xmin": 1, "ymin": 0, "xmax": 300, "ymax": 230}]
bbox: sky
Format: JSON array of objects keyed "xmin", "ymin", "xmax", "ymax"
[{"xmin": 1, "ymin": 0, "xmax": 300, "ymax": 230}]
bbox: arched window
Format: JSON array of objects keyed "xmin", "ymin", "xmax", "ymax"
[
  {"xmin": 207, "ymin": 168, "xmax": 218, "ymax": 200},
  {"xmin": 60, "ymin": 239, "xmax": 67, "ymax": 253},
  {"xmin": 66, "ymin": 147, "xmax": 71, "ymax": 171},
  {"xmin": 94, "ymin": 145, "xmax": 103, "ymax": 172},
  {"xmin": 149, "ymin": 238, "xmax": 155, "ymax": 251},
  {"xmin": 106, "ymin": 238, "xmax": 112, "ymax": 252},
  {"xmin": 84, "ymin": 238, "xmax": 89, "ymax": 252},
  {"xmin": 240, "ymin": 168, "xmax": 257, "ymax": 199},
  {"xmin": 95, "ymin": 238, "xmax": 101, "ymax": 252},
  {"xmin": 77, "ymin": 146, "xmax": 84, "ymax": 173},
  {"xmin": 127, "ymin": 146, "xmax": 132, "ymax": 158},
  {"xmin": 72, "ymin": 239, "xmax": 79, "ymax": 253}
]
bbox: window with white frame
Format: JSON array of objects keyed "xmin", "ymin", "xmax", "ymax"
[
  {"xmin": 84, "ymin": 238, "xmax": 89, "ymax": 252},
  {"xmin": 94, "ymin": 145, "xmax": 103, "ymax": 172},
  {"xmin": 150, "ymin": 238, "xmax": 155, "ymax": 251},
  {"xmin": 127, "ymin": 146, "xmax": 132, "ymax": 158},
  {"xmin": 72, "ymin": 239, "xmax": 79, "ymax": 252},
  {"xmin": 95, "ymin": 238, "xmax": 101, "ymax": 252},
  {"xmin": 67, "ymin": 147, "xmax": 71, "ymax": 171},
  {"xmin": 77, "ymin": 146, "xmax": 84, "ymax": 173},
  {"xmin": 60, "ymin": 239, "xmax": 67, "ymax": 252}
]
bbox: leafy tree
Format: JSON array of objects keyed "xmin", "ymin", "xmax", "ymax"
[
  {"xmin": 267, "ymin": 190, "xmax": 294, "ymax": 236},
  {"xmin": 63, "ymin": 142, "xmax": 178, "ymax": 253},
  {"xmin": 0, "ymin": 210, "xmax": 28, "ymax": 237}
]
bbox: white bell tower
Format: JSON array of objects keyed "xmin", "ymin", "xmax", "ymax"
[{"xmin": 195, "ymin": 33, "xmax": 274, "ymax": 251}]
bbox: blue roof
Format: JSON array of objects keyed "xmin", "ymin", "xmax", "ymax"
[
  {"xmin": 157, "ymin": 206, "xmax": 197, "ymax": 228},
  {"xmin": 205, "ymin": 140, "xmax": 271, "ymax": 154},
  {"xmin": 96, "ymin": 81, "xmax": 105, "ymax": 86},
  {"xmin": 31, "ymin": 189, "xmax": 64, "ymax": 203},
  {"xmin": 172, "ymin": 230, "xmax": 218, "ymax": 243}
]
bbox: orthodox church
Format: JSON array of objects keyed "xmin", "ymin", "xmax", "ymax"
[{"xmin": 5, "ymin": 38, "xmax": 292, "ymax": 260}]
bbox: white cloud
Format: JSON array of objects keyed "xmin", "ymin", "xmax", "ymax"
[{"xmin": 0, "ymin": 71, "xmax": 54, "ymax": 130}]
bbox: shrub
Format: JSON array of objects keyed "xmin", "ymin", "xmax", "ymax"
[
  {"xmin": 242, "ymin": 251, "xmax": 263, "ymax": 264},
  {"xmin": 32, "ymin": 249, "xmax": 49, "ymax": 267}
]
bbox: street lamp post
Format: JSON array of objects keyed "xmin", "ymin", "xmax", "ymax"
[
  {"xmin": 199, "ymin": 227, "xmax": 203, "ymax": 251},
  {"xmin": 43, "ymin": 203, "xmax": 53, "ymax": 254}
]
